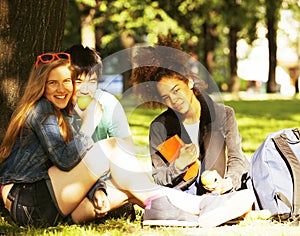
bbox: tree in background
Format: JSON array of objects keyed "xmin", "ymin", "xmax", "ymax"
[
  {"xmin": 265, "ymin": 0, "xmax": 283, "ymax": 93},
  {"xmin": 64, "ymin": 0, "xmax": 298, "ymax": 94},
  {"xmin": 0, "ymin": 0, "xmax": 69, "ymax": 142},
  {"xmin": 285, "ymin": 0, "xmax": 300, "ymax": 92},
  {"xmin": 63, "ymin": 0, "xmax": 82, "ymax": 49},
  {"xmin": 155, "ymin": 0, "xmax": 220, "ymax": 92},
  {"xmin": 65, "ymin": 0, "xmax": 189, "ymax": 92},
  {"xmin": 217, "ymin": 0, "xmax": 261, "ymax": 93},
  {"xmin": 63, "ymin": 0, "xmax": 101, "ymax": 49}
]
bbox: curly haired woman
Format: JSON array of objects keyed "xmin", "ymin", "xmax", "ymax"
[{"xmin": 131, "ymin": 34, "xmax": 249, "ymax": 196}]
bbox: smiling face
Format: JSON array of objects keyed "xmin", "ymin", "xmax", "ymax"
[
  {"xmin": 44, "ymin": 64, "xmax": 73, "ymax": 109},
  {"xmin": 157, "ymin": 76, "xmax": 194, "ymax": 115}
]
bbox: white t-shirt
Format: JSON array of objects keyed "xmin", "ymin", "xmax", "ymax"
[
  {"xmin": 182, "ymin": 121, "xmax": 200, "ymax": 195},
  {"xmin": 93, "ymin": 89, "xmax": 131, "ymax": 140},
  {"xmin": 183, "ymin": 121, "xmax": 200, "ymax": 147}
]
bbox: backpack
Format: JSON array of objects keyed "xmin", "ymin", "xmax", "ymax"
[{"xmin": 248, "ymin": 128, "xmax": 300, "ymax": 222}]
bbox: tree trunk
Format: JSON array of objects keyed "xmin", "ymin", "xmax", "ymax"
[
  {"xmin": 229, "ymin": 27, "xmax": 240, "ymax": 93},
  {"xmin": 79, "ymin": 1, "xmax": 101, "ymax": 48},
  {"xmin": 0, "ymin": 0, "xmax": 68, "ymax": 142},
  {"xmin": 202, "ymin": 21, "xmax": 218, "ymax": 93},
  {"xmin": 266, "ymin": 4, "xmax": 278, "ymax": 93},
  {"xmin": 203, "ymin": 21, "xmax": 216, "ymax": 74},
  {"xmin": 120, "ymin": 32, "xmax": 135, "ymax": 92}
]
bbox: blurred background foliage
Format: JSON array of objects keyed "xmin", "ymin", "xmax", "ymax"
[{"xmin": 62, "ymin": 0, "xmax": 300, "ymax": 93}]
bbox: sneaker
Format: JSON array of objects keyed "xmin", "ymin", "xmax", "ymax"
[
  {"xmin": 142, "ymin": 195, "xmax": 199, "ymax": 227},
  {"xmin": 198, "ymin": 189, "xmax": 255, "ymax": 227}
]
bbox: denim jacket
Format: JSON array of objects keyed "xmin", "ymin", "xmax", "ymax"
[
  {"xmin": 149, "ymin": 92, "xmax": 249, "ymax": 193},
  {"xmin": 0, "ymin": 98, "xmax": 106, "ymax": 198}
]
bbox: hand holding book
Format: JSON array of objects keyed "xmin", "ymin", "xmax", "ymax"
[
  {"xmin": 157, "ymin": 134, "xmax": 200, "ymax": 181},
  {"xmin": 174, "ymin": 143, "xmax": 198, "ymax": 170}
]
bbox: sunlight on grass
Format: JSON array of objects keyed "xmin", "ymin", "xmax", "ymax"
[
  {"xmin": 1, "ymin": 99, "xmax": 300, "ymax": 235},
  {"xmin": 125, "ymin": 99, "xmax": 300, "ymax": 169},
  {"xmin": 126, "ymin": 99, "xmax": 300, "ymax": 159},
  {"xmin": 126, "ymin": 105, "xmax": 164, "ymax": 153},
  {"xmin": 225, "ymin": 99, "xmax": 300, "ymax": 157}
]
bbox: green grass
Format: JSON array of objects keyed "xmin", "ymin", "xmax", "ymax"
[
  {"xmin": 1, "ymin": 98, "xmax": 300, "ymax": 235},
  {"xmin": 127, "ymin": 99, "xmax": 300, "ymax": 159},
  {"xmin": 225, "ymin": 99, "xmax": 300, "ymax": 157}
]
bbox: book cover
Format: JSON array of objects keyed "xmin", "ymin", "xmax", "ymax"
[{"xmin": 157, "ymin": 134, "xmax": 200, "ymax": 181}]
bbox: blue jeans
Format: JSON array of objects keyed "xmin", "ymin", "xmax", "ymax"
[{"xmin": 7, "ymin": 180, "xmax": 68, "ymax": 227}]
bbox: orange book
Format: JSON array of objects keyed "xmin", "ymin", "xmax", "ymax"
[
  {"xmin": 183, "ymin": 159, "xmax": 200, "ymax": 181},
  {"xmin": 157, "ymin": 134, "xmax": 200, "ymax": 181}
]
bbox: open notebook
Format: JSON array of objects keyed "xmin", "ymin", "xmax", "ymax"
[{"xmin": 157, "ymin": 134, "xmax": 200, "ymax": 181}]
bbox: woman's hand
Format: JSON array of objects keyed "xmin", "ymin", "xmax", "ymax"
[
  {"xmin": 93, "ymin": 189, "xmax": 110, "ymax": 218},
  {"xmin": 211, "ymin": 177, "xmax": 233, "ymax": 194},
  {"xmin": 175, "ymin": 143, "xmax": 198, "ymax": 170},
  {"xmin": 201, "ymin": 170, "xmax": 233, "ymax": 194}
]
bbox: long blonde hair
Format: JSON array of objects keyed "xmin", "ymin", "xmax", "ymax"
[{"xmin": 0, "ymin": 59, "xmax": 74, "ymax": 163}]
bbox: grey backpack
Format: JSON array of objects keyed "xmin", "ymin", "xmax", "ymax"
[{"xmin": 248, "ymin": 128, "xmax": 300, "ymax": 222}]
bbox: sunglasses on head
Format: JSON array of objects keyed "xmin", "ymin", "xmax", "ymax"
[{"xmin": 35, "ymin": 52, "xmax": 71, "ymax": 69}]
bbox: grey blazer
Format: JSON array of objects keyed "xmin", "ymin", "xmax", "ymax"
[{"xmin": 149, "ymin": 92, "xmax": 249, "ymax": 193}]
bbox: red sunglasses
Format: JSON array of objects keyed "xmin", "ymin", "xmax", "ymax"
[{"xmin": 35, "ymin": 52, "xmax": 71, "ymax": 69}]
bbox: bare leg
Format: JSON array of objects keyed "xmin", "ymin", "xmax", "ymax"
[
  {"xmin": 98, "ymin": 138, "xmax": 202, "ymax": 214},
  {"xmin": 48, "ymin": 138, "xmax": 113, "ymax": 215},
  {"xmin": 49, "ymin": 137, "xmax": 202, "ymax": 216}
]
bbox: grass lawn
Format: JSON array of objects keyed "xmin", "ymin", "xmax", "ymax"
[
  {"xmin": 127, "ymin": 96, "xmax": 300, "ymax": 161},
  {"xmin": 226, "ymin": 99, "xmax": 300, "ymax": 157},
  {"xmin": 1, "ymin": 97, "xmax": 300, "ymax": 235}
]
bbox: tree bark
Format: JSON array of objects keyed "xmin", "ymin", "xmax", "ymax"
[
  {"xmin": 202, "ymin": 21, "xmax": 218, "ymax": 93},
  {"xmin": 229, "ymin": 27, "xmax": 240, "ymax": 93},
  {"xmin": 266, "ymin": 5, "xmax": 278, "ymax": 93},
  {"xmin": 203, "ymin": 21, "xmax": 217, "ymax": 74},
  {"xmin": 79, "ymin": 1, "xmax": 101, "ymax": 48},
  {"xmin": 120, "ymin": 31, "xmax": 135, "ymax": 92},
  {"xmin": 0, "ymin": 0, "xmax": 69, "ymax": 142}
]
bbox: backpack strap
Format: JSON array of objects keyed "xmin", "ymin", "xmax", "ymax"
[
  {"xmin": 275, "ymin": 192, "xmax": 292, "ymax": 210},
  {"xmin": 273, "ymin": 133, "xmax": 300, "ymax": 218},
  {"xmin": 292, "ymin": 128, "xmax": 300, "ymax": 140}
]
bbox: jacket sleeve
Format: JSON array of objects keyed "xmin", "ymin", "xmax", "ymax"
[
  {"xmin": 29, "ymin": 100, "xmax": 94, "ymax": 171},
  {"xmin": 149, "ymin": 121, "xmax": 187, "ymax": 187},
  {"xmin": 223, "ymin": 106, "xmax": 249, "ymax": 189}
]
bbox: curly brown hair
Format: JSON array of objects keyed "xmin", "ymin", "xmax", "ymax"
[{"xmin": 131, "ymin": 34, "xmax": 206, "ymax": 109}]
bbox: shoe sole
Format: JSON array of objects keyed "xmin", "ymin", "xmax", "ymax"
[
  {"xmin": 142, "ymin": 219, "xmax": 200, "ymax": 227},
  {"xmin": 198, "ymin": 189, "xmax": 254, "ymax": 227}
]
